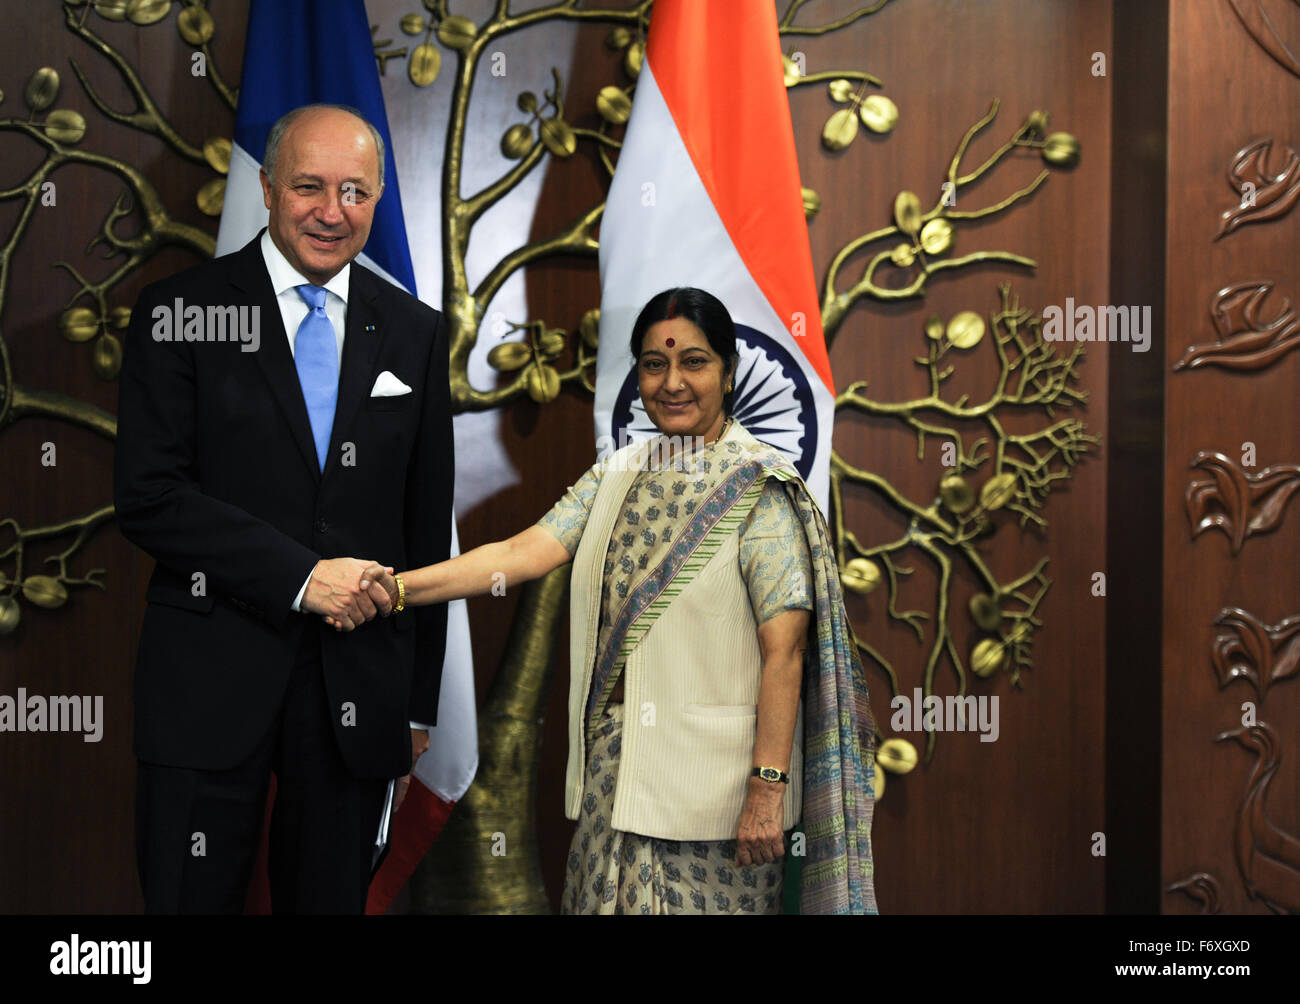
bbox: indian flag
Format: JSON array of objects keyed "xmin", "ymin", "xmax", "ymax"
[{"xmin": 594, "ymin": 0, "xmax": 835, "ymax": 510}]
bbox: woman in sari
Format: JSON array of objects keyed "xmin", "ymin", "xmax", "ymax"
[{"xmin": 337, "ymin": 287, "xmax": 877, "ymax": 914}]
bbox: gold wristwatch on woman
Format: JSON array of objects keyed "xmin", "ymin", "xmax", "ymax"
[{"xmin": 752, "ymin": 766, "xmax": 789, "ymax": 784}]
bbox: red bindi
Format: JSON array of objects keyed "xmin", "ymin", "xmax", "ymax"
[{"xmin": 665, "ymin": 337, "xmax": 675, "ymax": 347}]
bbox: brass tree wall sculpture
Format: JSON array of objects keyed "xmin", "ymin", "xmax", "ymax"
[{"xmin": 0, "ymin": 1, "xmax": 231, "ymax": 633}]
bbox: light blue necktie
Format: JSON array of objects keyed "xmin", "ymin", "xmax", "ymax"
[{"xmin": 293, "ymin": 284, "xmax": 338, "ymax": 471}]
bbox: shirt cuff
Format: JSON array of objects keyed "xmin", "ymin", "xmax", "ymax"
[
  {"xmin": 409, "ymin": 721, "xmax": 432, "ymax": 731},
  {"xmin": 291, "ymin": 569, "xmax": 313, "ymax": 612}
]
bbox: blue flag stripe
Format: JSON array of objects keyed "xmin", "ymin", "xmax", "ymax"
[{"xmin": 233, "ymin": 0, "xmax": 416, "ymax": 293}]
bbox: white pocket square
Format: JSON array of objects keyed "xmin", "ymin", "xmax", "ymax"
[{"xmin": 370, "ymin": 371, "xmax": 412, "ymax": 397}]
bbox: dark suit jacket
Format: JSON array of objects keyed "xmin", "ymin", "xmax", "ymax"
[{"xmin": 113, "ymin": 232, "xmax": 453, "ymax": 780}]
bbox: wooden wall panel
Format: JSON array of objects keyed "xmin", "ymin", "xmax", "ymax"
[{"xmin": 1162, "ymin": 0, "xmax": 1300, "ymax": 916}]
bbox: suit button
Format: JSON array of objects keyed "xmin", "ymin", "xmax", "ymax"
[{"xmin": 315, "ymin": 518, "xmax": 328, "ymax": 533}]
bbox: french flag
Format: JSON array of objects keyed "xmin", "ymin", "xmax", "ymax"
[
  {"xmin": 594, "ymin": 0, "xmax": 835, "ymax": 510},
  {"xmin": 215, "ymin": 0, "xmax": 478, "ymax": 915}
]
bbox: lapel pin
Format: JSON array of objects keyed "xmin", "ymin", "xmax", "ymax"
[{"xmin": 364, "ymin": 324, "xmax": 376, "ymax": 332}]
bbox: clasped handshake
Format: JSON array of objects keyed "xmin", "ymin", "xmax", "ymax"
[{"xmin": 302, "ymin": 556, "xmax": 402, "ymax": 632}]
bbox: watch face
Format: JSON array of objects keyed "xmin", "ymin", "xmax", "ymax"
[{"xmin": 760, "ymin": 767, "xmax": 780, "ymax": 782}]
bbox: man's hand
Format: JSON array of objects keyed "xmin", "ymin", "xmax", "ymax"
[
  {"xmin": 393, "ymin": 727, "xmax": 431, "ymax": 814},
  {"xmin": 321, "ymin": 563, "xmax": 397, "ymax": 630},
  {"xmin": 303, "ymin": 557, "xmax": 390, "ymax": 631}
]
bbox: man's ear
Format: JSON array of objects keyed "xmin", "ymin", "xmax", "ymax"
[{"xmin": 259, "ymin": 168, "xmax": 273, "ymax": 211}]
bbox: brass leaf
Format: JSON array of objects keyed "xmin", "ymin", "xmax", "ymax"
[
  {"xmin": 44, "ymin": 109, "xmax": 86, "ymax": 145},
  {"xmin": 945, "ymin": 309, "xmax": 984, "ymax": 348},
  {"xmin": 606, "ymin": 27, "xmax": 631, "ymax": 49},
  {"xmin": 437, "ymin": 15, "xmax": 478, "ymax": 50},
  {"xmin": 539, "ymin": 117, "xmax": 576, "ymax": 158},
  {"xmin": 980, "ymin": 472, "xmax": 1017, "ymax": 510},
  {"xmin": 94, "ymin": 333, "xmax": 123, "ymax": 380},
  {"xmin": 539, "ymin": 329, "xmax": 566, "ymax": 357},
  {"xmin": 876, "ymin": 738, "xmax": 917, "ymax": 774},
  {"xmin": 196, "ymin": 176, "xmax": 226, "ymax": 216},
  {"xmin": 840, "ymin": 557, "xmax": 881, "ymax": 594},
  {"xmin": 924, "ymin": 315, "xmax": 945, "ymax": 341},
  {"xmin": 827, "ymin": 78, "xmax": 854, "ymax": 103},
  {"xmin": 870, "ymin": 758, "xmax": 886, "ymax": 798},
  {"xmin": 579, "ymin": 308, "xmax": 600, "ymax": 349},
  {"xmin": 408, "ymin": 43, "xmax": 441, "ymax": 87},
  {"xmin": 59, "ymin": 307, "xmax": 99, "ymax": 343},
  {"xmin": 801, "ymin": 186, "xmax": 821, "ymax": 219},
  {"xmin": 821, "ymin": 108, "xmax": 858, "ymax": 151},
  {"xmin": 487, "ymin": 341, "xmax": 531, "ymax": 372},
  {"xmin": 1042, "ymin": 131, "xmax": 1080, "ymax": 168},
  {"xmin": 893, "ymin": 190, "xmax": 922, "ymax": 235},
  {"xmin": 22, "ymin": 576, "xmax": 68, "ymax": 609},
  {"xmin": 24, "ymin": 68, "xmax": 60, "ymax": 113},
  {"xmin": 94, "ymin": 0, "xmax": 129, "ymax": 22},
  {"xmin": 971, "ymin": 638, "xmax": 1005, "ymax": 677},
  {"xmin": 919, "ymin": 217, "xmax": 953, "ymax": 256},
  {"xmin": 517, "ymin": 91, "xmax": 537, "ymax": 113},
  {"xmin": 625, "ymin": 41, "xmax": 644, "ymax": 78},
  {"xmin": 596, "ymin": 86, "xmax": 631, "ymax": 125},
  {"xmin": 500, "ymin": 123, "xmax": 533, "ymax": 159},
  {"xmin": 109, "ymin": 306, "xmax": 132, "ymax": 329},
  {"xmin": 939, "ymin": 472, "xmax": 973, "ymax": 512},
  {"xmin": 400, "ymin": 14, "xmax": 428, "ymax": 35},
  {"xmin": 526, "ymin": 363, "xmax": 561, "ymax": 403},
  {"xmin": 127, "ymin": 0, "xmax": 171, "ymax": 26},
  {"xmin": 0, "ymin": 595, "xmax": 18, "ymax": 636},
  {"xmin": 202, "ymin": 136, "xmax": 231, "ymax": 174},
  {"xmin": 889, "ymin": 242, "xmax": 915, "ymax": 267},
  {"xmin": 781, "ymin": 55, "xmax": 802, "ymax": 86},
  {"xmin": 969, "ymin": 593, "xmax": 1001, "ymax": 631},
  {"xmin": 859, "ymin": 94, "xmax": 898, "ymax": 134},
  {"xmin": 177, "ymin": 6, "xmax": 215, "ymax": 45}
]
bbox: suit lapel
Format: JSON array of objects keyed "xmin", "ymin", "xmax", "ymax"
[
  {"xmin": 229, "ymin": 235, "xmax": 322, "ymax": 483},
  {"xmin": 322, "ymin": 262, "xmax": 384, "ymax": 481}
]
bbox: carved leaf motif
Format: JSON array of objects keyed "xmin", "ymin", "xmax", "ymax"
[
  {"xmin": 1174, "ymin": 280, "xmax": 1300, "ymax": 372},
  {"xmin": 1217, "ymin": 138, "xmax": 1300, "ymax": 239},
  {"xmin": 1210, "ymin": 607, "xmax": 1300, "ymax": 700},
  {"xmin": 1186, "ymin": 450, "xmax": 1300, "ymax": 553},
  {"xmin": 1228, "ymin": 0, "xmax": 1300, "ymax": 78}
]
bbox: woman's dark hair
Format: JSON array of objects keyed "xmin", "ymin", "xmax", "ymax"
[{"xmin": 629, "ymin": 287, "xmax": 740, "ymax": 415}]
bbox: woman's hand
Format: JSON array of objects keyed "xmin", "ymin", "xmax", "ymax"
[
  {"xmin": 736, "ymin": 776, "xmax": 786, "ymax": 866},
  {"xmin": 323, "ymin": 564, "xmax": 396, "ymax": 631}
]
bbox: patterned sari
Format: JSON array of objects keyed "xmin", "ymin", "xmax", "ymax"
[{"xmin": 540, "ymin": 420, "xmax": 878, "ymax": 915}]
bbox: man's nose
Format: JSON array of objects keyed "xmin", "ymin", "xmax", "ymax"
[{"xmin": 315, "ymin": 189, "xmax": 345, "ymax": 224}]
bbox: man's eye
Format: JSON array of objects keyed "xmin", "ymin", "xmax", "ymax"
[{"xmin": 295, "ymin": 185, "xmax": 319, "ymax": 194}]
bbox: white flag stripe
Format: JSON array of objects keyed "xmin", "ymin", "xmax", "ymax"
[{"xmin": 594, "ymin": 62, "xmax": 833, "ymax": 511}]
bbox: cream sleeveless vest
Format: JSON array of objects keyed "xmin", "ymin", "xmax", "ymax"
[{"xmin": 564, "ymin": 430, "xmax": 804, "ymax": 841}]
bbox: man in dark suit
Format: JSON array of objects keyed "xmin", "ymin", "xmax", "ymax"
[{"xmin": 113, "ymin": 104, "xmax": 452, "ymax": 913}]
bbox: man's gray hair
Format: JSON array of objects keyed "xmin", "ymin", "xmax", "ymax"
[{"xmin": 263, "ymin": 103, "xmax": 386, "ymax": 190}]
